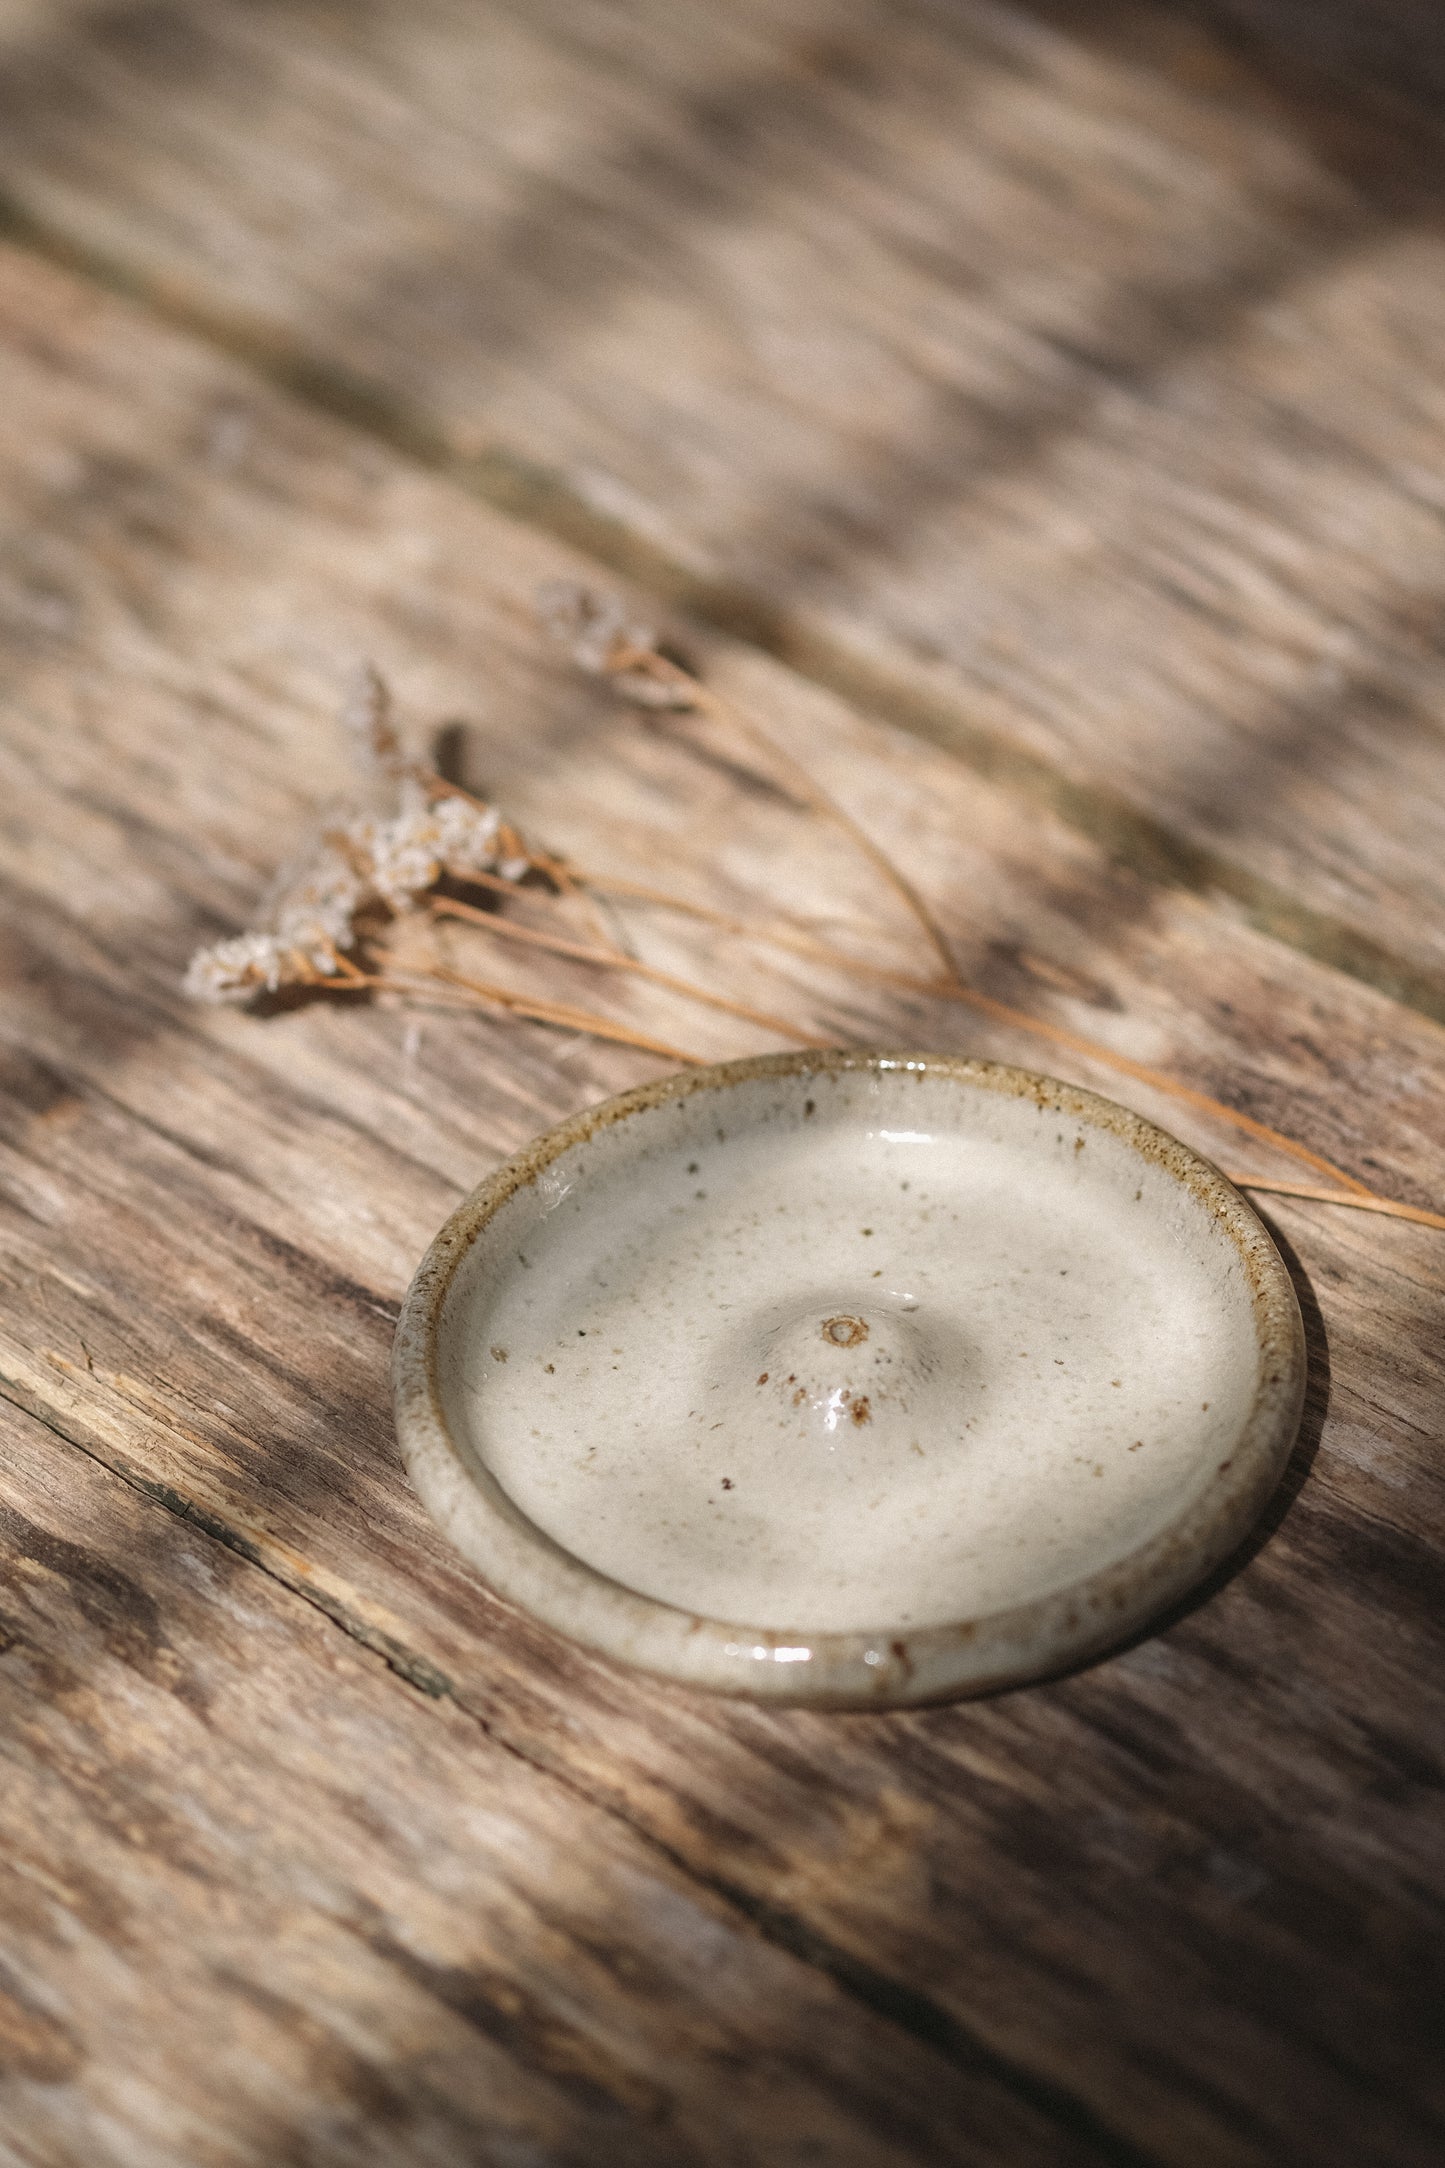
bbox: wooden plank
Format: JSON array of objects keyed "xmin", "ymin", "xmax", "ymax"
[
  {"xmin": 1, "ymin": 0, "xmax": 1444, "ymax": 1017},
  {"xmin": 0, "ymin": 1394, "xmax": 1058, "ymax": 2167},
  {"xmin": 0, "ymin": 246, "xmax": 1442, "ymax": 2165}
]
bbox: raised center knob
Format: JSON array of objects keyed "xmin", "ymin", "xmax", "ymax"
[
  {"xmin": 821, "ymin": 1314, "xmax": 869, "ymax": 1350},
  {"xmin": 739, "ymin": 1295, "xmax": 944, "ymax": 1445}
]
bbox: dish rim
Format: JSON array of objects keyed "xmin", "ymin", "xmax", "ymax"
[{"xmin": 392, "ymin": 1050, "xmax": 1306, "ymax": 1707}]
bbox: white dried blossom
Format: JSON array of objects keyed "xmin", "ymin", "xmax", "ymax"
[
  {"xmin": 184, "ymin": 930, "xmax": 296, "ymax": 1003},
  {"xmin": 428, "ymin": 789, "xmax": 503, "ymax": 877},
  {"xmin": 535, "ymin": 579, "xmax": 695, "ymax": 710},
  {"xmin": 346, "ymin": 780, "xmax": 442, "ymax": 912},
  {"xmin": 185, "ymin": 675, "xmax": 534, "ymax": 1007},
  {"xmin": 341, "ymin": 780, "xmax": 510, "ymax": 911},
  {"xmin": 186, "ymin": 844, "xmax": 390, "ymax": 1003},
  {"xmin": 185, "ymin": 853, "xmax": 364, "ymax": 999},
  {"xmin": 273, "ymin": 843, "xmax": 366, "ymax": 950}
]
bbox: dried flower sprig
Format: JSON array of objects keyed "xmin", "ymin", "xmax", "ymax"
[
  {"xmin": 185, "ymin": 666, "xmax": 540, "ymax": 1006},
  {"xmin": 184, "ymin": 777, "xmax": 528, "ymax": 1003},
  {"xmin": 538, "ymin": 578, "xmax": 961, "ymax": 987},
  {"xmin": 183, "ymin": 661, "xmax": 811, "ymax": 1065},
  {"xmin": 535, "ymin": 583, "xmax": 697, "ymax": 709},
  {"xmin": 537, "ymin": 587, "xmax": 1445, "ymax": 1234},
  {"xmin": 184, "ymin": 609, "xmax": 1445, "ymax": 1239},
  {"xmin": 429, "ymin": 893, "xmax": 835, "ymax": 1048}
]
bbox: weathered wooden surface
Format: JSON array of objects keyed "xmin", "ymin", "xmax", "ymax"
[
  {"xmin": 2, "ymin": 0, "xmax": 1445, "ymax": 1021},
  {"xmin": 0, "ymin": 241, "xmax": 1442, "ymax": 2164},
  {"xmin": 0, "ymin": 1390, "xmax": 1057, "ymax": 2168}
]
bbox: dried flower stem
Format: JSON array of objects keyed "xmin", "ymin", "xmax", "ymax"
[
  {"xmin": 427, "ymin": 965, "xmax": 702, "ymax": 1063},
  {"xmin": 346, "ymin": 963, "xmax": 700, "ymax": 1057},
  {"xmin": 580, "ymin": 870, "xmax": 947, "ymax": 975},
  {"xmin": 437, "ymin": 858, "xmax": 633, "ymax": 963},
  {"xmin": 322, "ymin": 946, "xmax": 372, "ymax": 986},
  {"xmin": 430, "ymin": 896, "xmax": 834, "ymax": 1047},
  {"xmin": 527, "ymin": 849, "xmax": 629, "ymax": 957},
  {"xmin": 1225, "ymin": 1178, "xmax": 1445, "ymax": 1231},
  {"xmin": 917, "ymin": 983, "xmax": 1375, "ymax": 1198},
  {"xmin": 190, "ymin": 646, "xmax": 1442, "ymax": 1238},
  {"xmin": 323, "ymin": 970, "xmax": 535, "ymax": 1012},
  {"xmin": 573, "ymin": 868, "xmax": 1370, "ymax": 1197},
  {"xmin": 612, "ymin": 642, "xmax": 962, "ymax": 988}
]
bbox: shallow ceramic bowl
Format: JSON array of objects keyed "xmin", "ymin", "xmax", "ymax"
[{"xmin": 393, "ymin": 1052, "xmax": 1305, "ymax": 1707}]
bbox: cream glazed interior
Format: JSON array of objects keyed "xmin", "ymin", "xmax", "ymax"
[{"xmin": 394, "ymin": 1054, "xmax": 1305, "ymax": 1705}]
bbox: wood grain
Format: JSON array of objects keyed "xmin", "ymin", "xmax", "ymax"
[
  {"xmin": 1, "ymin": 0, "xmax": 1444, "ymax": 1021},
  {"xmin": 0, "ymin": 244, "xmax": 1442, "ymax": 2164},
  {"xmin": 0, "ymin": 1393, "xmax": 1066, "ymax": 2168}
]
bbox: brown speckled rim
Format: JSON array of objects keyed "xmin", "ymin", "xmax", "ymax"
[{"xmin": 392, "ymin": 1053, "xmax": 1306, "ymax": 1708}]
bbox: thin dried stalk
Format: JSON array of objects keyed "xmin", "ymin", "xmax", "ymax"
[
  {"xmin": 538, "ymin": 583, "xmax": 958, "ymax": 984},
  {"xmin": 919, "ymin": 982, "xmax": 1375, "ymax": 1198},
  {"xmin": 530, "ymin": 849, "xmax": 630, "ymax": 957},
  {"xmin": 190, "ymin": 650, "xmax": 1442, "ymax": 1237},
  {"xmin": 626, "ymin": 646, "xmax": 961, "ymax": 988},
  {"xmin": 324, "ymin": 969, "xmax": 546, "ymax": 1012},
  {"xmin": 438, "ymin": 860, "xmax": 634, "ymax": 961},
  {"xmin": 428, "ymin": 965, "xmax": 702, "ymax": 1064},
  {"xmin": 544, "ymin": 591, "xmax": 1377, "ymax": 1199},
  {"xmin": 1226, "ymin": 1178, "xmax": 1445, "ymax": 1231},
  {"xmin": 430, "ymin": 896, "xmax": 834, "ymax": 1047},
  {"xmin": 578, "ymin": 869, "xmax": 890, "ymax": 958},
  {"xmin": 321, "ymin": 946, "xmax": 372, "ymax": 986},
  {"xmin": 573, "ymin": 869, "xmax": 1371, "ymax": 1197}
]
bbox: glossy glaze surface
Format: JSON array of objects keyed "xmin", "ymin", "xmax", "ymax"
[{"xmin": 395, "ymin": 1056, "xmax": 1305, "ymax": 1703}]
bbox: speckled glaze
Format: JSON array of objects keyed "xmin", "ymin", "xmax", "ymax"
[{"xmin": 393, "ymin": 1053, "xmax": 1305, "ymax": 1706}]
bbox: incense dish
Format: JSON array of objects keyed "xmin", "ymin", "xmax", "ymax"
[{"xmin": 393, "ymin": 1052, "xmax": 1305, "ymax": 1706}]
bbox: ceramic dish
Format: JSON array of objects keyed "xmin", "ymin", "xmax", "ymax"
[{"xmin": 393, "ymin": 1052, "xmax": 1305, "ymax": 1706}]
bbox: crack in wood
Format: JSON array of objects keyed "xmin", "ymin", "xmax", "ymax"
[{"xmin": 0, "ymin": 1363, "xmax": 1152, "ymax": 2164}]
